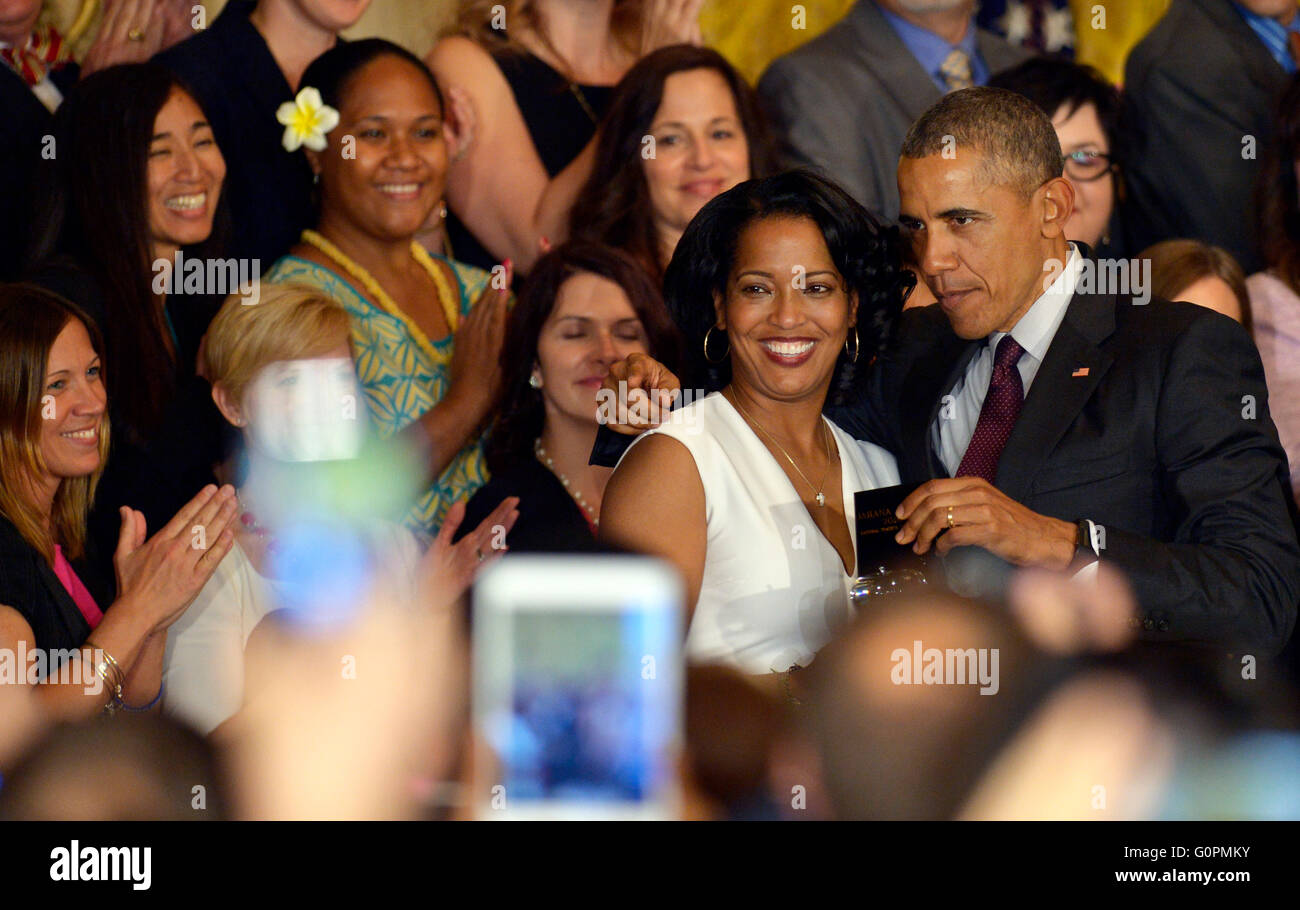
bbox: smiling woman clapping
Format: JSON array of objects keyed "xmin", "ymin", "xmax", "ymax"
[
  {"xmin": 265, "ymin": 40, "xmax": 511, "ymax": 536},
  {"xmin": 0, "ymin": 285, "xmax": 237, "ymax": 722}
]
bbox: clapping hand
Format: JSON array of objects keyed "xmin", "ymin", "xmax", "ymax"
[
  {"xmin": 112, "ymin": 484, "xmax": 238, "ymax": 631},
  {"xmin": 417, "ymin": 497, "xmax": 520, "ymax": 612},
  {"xmin": 81, "ymin": 0, "xmax": 165, "ymax": 74}
]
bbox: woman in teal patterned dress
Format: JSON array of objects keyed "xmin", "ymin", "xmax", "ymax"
[{"xmin": 265, "ymin": 39, "xmax": 509, "ymax": 535}]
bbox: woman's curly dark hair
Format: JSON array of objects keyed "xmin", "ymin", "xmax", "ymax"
[{"xmin": 664, "ymin": 169, "xmax": 914, "ymax": 407}]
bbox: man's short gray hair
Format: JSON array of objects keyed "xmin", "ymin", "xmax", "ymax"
[{"xmin": 900, "ymin": 86, "xmax": 1063, "ymax": 197}]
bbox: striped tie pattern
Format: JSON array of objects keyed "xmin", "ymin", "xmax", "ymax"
[
  {"xmin": 939, "ymin": 48, "xmax": 974, "ymax": 92},
  {"xmin": 0, "ymin": 24, "xmax": 72, "ymax": 88}
]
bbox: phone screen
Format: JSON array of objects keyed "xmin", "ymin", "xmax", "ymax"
[{"xmin": 473, "ymin": 557, "xmax": 682, "ymax": 819}]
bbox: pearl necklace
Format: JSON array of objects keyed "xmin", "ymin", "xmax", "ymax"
[{"xmin": 535, "ymin": 439, "xmax": 599, "ymax": 528}]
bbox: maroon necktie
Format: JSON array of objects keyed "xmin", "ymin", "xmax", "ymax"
[{"xmin": 956, "ymin": 335, "xmax": 1025, "ymax": 483}]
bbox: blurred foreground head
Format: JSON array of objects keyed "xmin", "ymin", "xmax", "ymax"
[
  {"xmin": 808, "ymin": 592, "xmax": 1038, "ymax": 819},
  {"xmin": 0, "ymin": 713, "xmax": 227, "ymax": 820}
]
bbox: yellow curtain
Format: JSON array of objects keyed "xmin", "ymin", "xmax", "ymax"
[
  {"xmin": 1069, "ymin": 0, "xmax": 1171, "ymax": 85},
  {"xmin": 700, "ymin": 0, "xmax": 855, "ymax": 85},
  {"xmin": 699, "ymin": 0, "xmax": 1175, "ymax": 87},
  {"xmin": 48, "ymin": 0, "xmax": 1178, "ymax": 87}
]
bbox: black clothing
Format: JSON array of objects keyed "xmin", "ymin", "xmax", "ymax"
[
  {"xmin": 155, "ymin": 0, "xmax": 316, "ymax": 268},
  {"xmin": 0, "ymin": 61, "xmax": 78, "ymax": 280},
  {"xmin": 446, "ymin": 50, "xmax": 613, "ymax": 271},
  {"xmin": 0, "ymin": 514, "xmax": 108, "ymax": 656},
  {"xmin": 458, "ymin": 454, "xmax": 599, "ymax": 554}
]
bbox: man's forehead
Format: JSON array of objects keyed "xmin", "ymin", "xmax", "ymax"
[{"xmin": 898, "ymin": 153, "xmax": 1014, "ymax": 214}]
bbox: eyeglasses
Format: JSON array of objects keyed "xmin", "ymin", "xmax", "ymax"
[{"xmin": 1063, "ymin": 150, "xmax": 1115, "ymax": 182}]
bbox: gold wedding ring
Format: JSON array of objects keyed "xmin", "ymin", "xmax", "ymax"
[
  {"xmin": 128, "ymin": 27, "xmax": 145, "ymax": 42},
  {"xmin": 946, "ymin": 506, "xmax": 954, "ymax": 529}
]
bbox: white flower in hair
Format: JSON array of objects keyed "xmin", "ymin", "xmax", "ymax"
[{"xmin": 276, "ymin": 86, "xmax": 340, "ymax": 152}]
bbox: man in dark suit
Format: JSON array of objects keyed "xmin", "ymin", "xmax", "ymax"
[
  {"xmin": 757, "ymin": 0, "xmax": 1029, "ymax": 220},
  {"xmin": 598, "ymin": 87, "xmax": 1300, "ymax": 656},
  {"xmin": 1125, "ymin": 0, "xmax": 1297, "ymax": 274},
  {"xmin": 862, "ymin": 86, "xmax": 1298, "ymax": 655}
]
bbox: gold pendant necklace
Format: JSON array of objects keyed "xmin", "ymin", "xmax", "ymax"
[{"xmin": 728, "ymin": 391, "xmax": 836, "ymax": 507}]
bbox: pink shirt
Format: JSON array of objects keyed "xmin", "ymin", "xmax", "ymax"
[{"xmin": 52, "ymin": 544, "xmax": 103, "ymax": 629}]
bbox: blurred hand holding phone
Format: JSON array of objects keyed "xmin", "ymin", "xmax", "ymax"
[{"xmin": 472, "ymin": 555, "xmax": 684, "ymax": 820}]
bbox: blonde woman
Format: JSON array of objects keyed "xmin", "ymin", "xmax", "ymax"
[
  {"xmin": 162, "ymin": 284, "xmax": 517, "ymax": 735},
  {"xmin": 427, "ymin": 0, "xmax": 704, "ymax": 273},
  {"xmin": 0, "ymin": 283, "xmax": 237, "ymax": 722}
]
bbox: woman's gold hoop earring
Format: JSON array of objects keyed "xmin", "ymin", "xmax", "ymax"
[
  {"xmin": 845, "ymin": 328, "xmax": 859, "ymax": 364},
  {"xmin": 703, "ymin": 325, "xmax": 729, "ymax": 364}
]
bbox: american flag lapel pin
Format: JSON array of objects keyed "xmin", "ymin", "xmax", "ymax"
[{"xmin": 1072, "ymin": 366, "xmax": 1090, "ymax": 377}]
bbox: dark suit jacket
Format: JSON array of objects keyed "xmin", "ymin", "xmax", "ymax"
[
  {"xmin": 831, "ymin": 287, "xmax": 1300, "ymax": 655},
  {"xmin": 757, "ymin": 1, "xmax": 1029, "ymax": 219},
  {"xmin": 0, "ymin": 61, "xmax": 78, "ymax": 280},
  {"xmin": 1124, "ymin": 0, "xmax": 1288, "ymax": 273}
]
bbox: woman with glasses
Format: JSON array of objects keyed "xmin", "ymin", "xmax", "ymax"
[{"xmin": 990, "ymin": 58, "xmax": 1129, "ymax": 257}]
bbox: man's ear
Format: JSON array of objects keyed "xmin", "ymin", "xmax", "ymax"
[
  {"xmin": 211, "ymin": 382, "xmax": 246, "ymax": 428},
  {"xmin": 1039, "ymin": 176, "xmax": 1075, "ymax": 239}
]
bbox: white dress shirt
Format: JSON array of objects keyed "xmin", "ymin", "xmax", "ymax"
[{"xmin": 932, "ymin": 243, "xmax": 1083, "ymax": 476}]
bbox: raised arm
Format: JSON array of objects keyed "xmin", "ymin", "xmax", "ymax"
[
  {"xmin": 598, "ymin": 433, "xmax": 707, "ymax": 617},
  {"xmin": 427, "ymin": 37, "xmax": 597, "ymax": 274}
]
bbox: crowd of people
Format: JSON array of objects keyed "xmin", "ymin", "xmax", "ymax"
[{"xmin": 0, "ymin": 0, "xmax": 1299, "ymax": 821}]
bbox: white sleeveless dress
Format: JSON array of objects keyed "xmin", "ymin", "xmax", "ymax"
[{"xmin": 619, "ymin": 392, "xmax": 900, "ymax": 674}]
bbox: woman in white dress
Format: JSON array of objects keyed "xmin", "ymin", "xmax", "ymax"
[{"xmin": 601, "ymin": 171, "xmax": 913, "ymax": 683}]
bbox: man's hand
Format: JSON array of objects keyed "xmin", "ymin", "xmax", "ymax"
[
  {"xmin": 598, "ymin": 352, "xmax": 680, "ymax": 436},
  {"xmin": 81, "ymin": 0, "xmax": 166, "ymax": 75},
  {"xmin": 894, "ymin": 477, "xmax": 1077, "ymax": 570}
]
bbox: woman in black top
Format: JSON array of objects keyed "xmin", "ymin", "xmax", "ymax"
[
  {"xmin": 0, "ymin": 284, "xmax": 236, "ymax": 720},
  {"xmin": 427, "ymin": 0, "xmax": 704, "ymax": 273},
  {"xmin": 26, "ymin": 63, "xmax": 233, "ymax": 593},
  {"xmin": 460, "ymin": 243, "xmax": 679, "ymax": 551}
]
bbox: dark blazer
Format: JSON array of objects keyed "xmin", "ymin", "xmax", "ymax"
[
  {"xmin": 0, "ymin": 515, "xmax": 104, "ymax": 656},
  {"xmin": 757, "ymin": 0, "xmax": 1029, "ymax": 219},
  {"xmin": 154, "ymin": 0, "xmax": 316, "ymax": 267},
  {"xmin": 1124, "ymin": 0, "xmax": 1288, "ymax": 273},
  {"xmin": 831, "ymin": 283, "xmax": 1300, "ymax": 655},
  {"xmin": 0, "ymin": 61, "xmax": 78, "ymax": 280}
]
